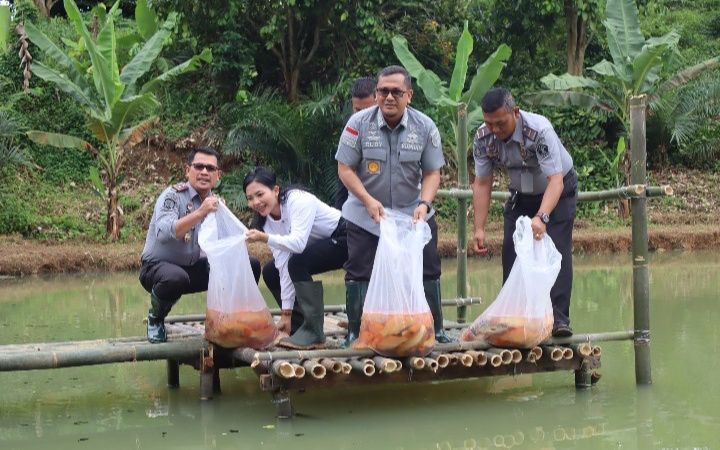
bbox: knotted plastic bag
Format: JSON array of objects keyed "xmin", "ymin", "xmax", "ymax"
[
  {"xmin": 353, "ymin": 209, "xmax": 435, "ymax": 357},
  {"xmin": 462, "ymin": 216, "xmax": 560, "ymax": 348},
  {"xmin": 199, "ymin": 202, "xmax": 277, "ymax": 349}
]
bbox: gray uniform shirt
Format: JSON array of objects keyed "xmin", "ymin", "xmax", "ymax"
[
  {"xmin": 141, "ymin": 182, "xmax": 206, "ymax": 266},
  {"xmin": 335, "ymin": 105, "xmax": 445, "ymax": 235},
  {"xmin": 473, "ymin": 110, "xmax": 573, "ymax": 195}
]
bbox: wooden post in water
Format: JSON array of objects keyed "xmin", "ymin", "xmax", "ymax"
[
  {"xmin": 166, "ymin": 359, "xmax": 180, "ymax": 388},
  {"xmin": 455, "ymin": 103, "xmax": 469, "ymax": 323},
  {"xmin": 629, "ymin": 95, "xmax": 652, "ymax": 385}
]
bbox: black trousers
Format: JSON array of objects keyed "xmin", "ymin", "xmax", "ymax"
[
  {"xmin": 501, "ymin": 170, "xmax": 577, "ymax": 326},
  {"xmin": 344, "ymin": 215, "xmax": 441, "ymax": 282},
  {"xmin": 263, "ymin": 222, "xmax": 348, "ymax": 297},
  {"xmin": 139, "ymin": 257, "xmax": 261, "ymax": 304}
]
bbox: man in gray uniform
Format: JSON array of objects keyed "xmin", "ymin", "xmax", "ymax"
[
  {"xmin": 471, "ymin": 87, "xmax": 577, "ymax": 337},
  {"xmin": 336, "ymin": 65, "xmax": 451, "ymax": 346},
  {"xmin": 334, "ymin": 76, "xmax": 377, "ymax": 210},
  {"xmin": 139, "ymin": 147, "xmax": 261, "ymax": 343}
]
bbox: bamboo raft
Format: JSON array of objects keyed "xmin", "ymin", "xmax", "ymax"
[{"xmin": 0, "ymin": 298, "xmax": 614, "ymax": 418}]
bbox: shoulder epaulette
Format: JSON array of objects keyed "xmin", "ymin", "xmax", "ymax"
[
  {"xmin": 172, "ymin": 182, "xmax": 189, "ymax": 192},
  {"xmin": 475, "ymin": 125, "xmax": 492, "ymax": 140},
  {"xmin": 522, "ymin": 125, "xmax": 539, "ymax": 142}
]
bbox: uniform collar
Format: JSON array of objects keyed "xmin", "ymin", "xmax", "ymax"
[
  {"xmin": 508, "ymin": 112, "xmax": 524, "ymax": 144},
  {"xmin": 377, "ymin": 107, "xmax": 410, "ymax": 130},
  {"xmin": 186, "ymin": 184, "xmax": 201, "ymax": 200}
]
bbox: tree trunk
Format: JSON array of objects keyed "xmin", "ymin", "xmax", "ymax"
[
  {"xmin": 106, "ymin": 184, "xmax": 120, "ymax": 240},
  {"xmin": 565, "ymin": 0, "xmax": 588, "ymax": 76}
]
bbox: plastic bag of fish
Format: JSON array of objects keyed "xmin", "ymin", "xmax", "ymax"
[
  {"xmin": 353, "ymin": 210, "xmax": 435, "ymax": 357},
  {"xmin": 462, "ymin": 216, "xmax": 561, "ymax": 348},
  {"xmin": 199, "ymin": 202, "xmax": 278, "ymax": 349}
]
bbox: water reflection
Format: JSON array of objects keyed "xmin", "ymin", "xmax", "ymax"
[{"xmin": 1, "ymin": 251, "xmax": 719, "ymax": 449}]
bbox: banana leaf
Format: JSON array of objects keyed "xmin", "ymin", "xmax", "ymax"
[{"xmin": 448, "ymin": 21, "xmax": 472, "ymax": 102}]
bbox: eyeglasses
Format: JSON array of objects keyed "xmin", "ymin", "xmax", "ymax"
[
  {"xmin": 190, "ymin": 163, "xmax": 219, "ymax": 173},
  {"xmin": 376, "ymin": 88, "xmax": 407, "ymax": 98}
]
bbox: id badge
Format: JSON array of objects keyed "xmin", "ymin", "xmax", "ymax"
[{"xmin": 520, "ymin": 171, "xmax": 534, "ymax": 193}]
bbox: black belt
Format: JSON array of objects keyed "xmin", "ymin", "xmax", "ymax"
[{"xmin": 509, "ymin": 169, "xmax": 577, "ymax": 206}]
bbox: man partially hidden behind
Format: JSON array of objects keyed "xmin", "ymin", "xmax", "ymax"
[
  {"xmin": 334, "ymin": 76, "xmax": 377, "ymax": 210},
  {"xmin": 139, "ymin": 147, "xmax": 260, "ymax": 343},
  {"xmin": 335, "ymin": 65, "xmax": 452, "ymax": 346},
  {"xmin": 471, "ymin": 87, "xmax": 577, "ymax": 337}
]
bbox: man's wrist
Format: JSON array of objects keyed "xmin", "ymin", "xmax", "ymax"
[{"xmin": 418, "ymin": 200, "xmax": 433, "ymax": 213}]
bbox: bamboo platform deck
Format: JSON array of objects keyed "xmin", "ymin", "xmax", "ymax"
[{"xmin": 0, "ymin": 298, "xmax": 620, "ymax": 418}]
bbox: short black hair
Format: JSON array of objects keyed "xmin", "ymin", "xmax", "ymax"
[
  {"xmin": 187, "ymin": 146, "xmax": 221, "ymax": 167},
  {"xmin": 351, "ymin": 76, "xmax": 377, "ymax": 98},
  {"xmin": 481, "ymin": 87, "xmax": 516, "ymax": 113},
  {"xmin": 377, "ymin": 65, "xmax": 412, "ymax": 89}
]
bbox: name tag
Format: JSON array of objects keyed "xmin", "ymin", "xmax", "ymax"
[
  {"xmin": 363, "ymin": 141, "xmax": 383, "ymax": 149},
  {"xmin": 400, "ymin": 143, "xmax": 422, "ymax": 152}
]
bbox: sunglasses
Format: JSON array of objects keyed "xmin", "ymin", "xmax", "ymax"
[
  {"xmin": 376, "ymin": 88, "xmax": 407, "ymax": 98},
  {"xmin": 190, "ymin": 163, "xmax": 219, "ymax": 173}
]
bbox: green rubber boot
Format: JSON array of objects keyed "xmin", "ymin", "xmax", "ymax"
[
  {"xmin": 424, "ymin": 279, "xmax": 453, "ymax": 343},
  {"xmin": 147, "ymin": 291, "xmax": 172, "ymax": 343},
  {"xmin": 269, "ymin": 287, "xmax": 303, "ymax": 334},
  {"xmin": 278, "ymin": 281, "xmax": 326, "ymax": 350},
  {"xmin": 343, "ymin": 280, "xmax": 369, "ymax": 348}
]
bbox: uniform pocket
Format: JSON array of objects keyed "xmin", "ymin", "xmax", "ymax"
[{"xmin": 399, "ymin": 150, "xmax": 422, "ymax": 162}]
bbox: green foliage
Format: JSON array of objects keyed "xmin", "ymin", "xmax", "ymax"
[
  {"xmin": 222, "ymin": 83, "xmax": 347, "ymax": 203},
  {"xmin": 24, "ymin": 0, "xmax": 211, "ymax": 238}
]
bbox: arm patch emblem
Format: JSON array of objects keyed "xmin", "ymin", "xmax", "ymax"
[
  {"xmin": 536, "ymin": 143, "xmax": 549, "ymax": 160},
  {"xmin": 163, "ymin": 196, "xmax": 176, "ymax": 210}
]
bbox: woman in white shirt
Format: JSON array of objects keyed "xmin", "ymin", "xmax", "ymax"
[{"xmin": 243, "ymin": 167, "xmax": 347, "ymax": 350}]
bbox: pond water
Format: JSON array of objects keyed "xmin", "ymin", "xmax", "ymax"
[{"xmin": 0, "ymin": 251, "xmax": 718, "ymax": 449}]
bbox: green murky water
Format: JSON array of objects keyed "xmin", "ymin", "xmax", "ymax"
[{"xmin": 1, "ymin": 251, "xmax": 718, "ymax": 449}]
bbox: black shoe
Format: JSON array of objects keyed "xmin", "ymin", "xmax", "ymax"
[
  {"xmin": 147, "ymin": 314, "xmax": 167, "ymax": 343},
  {"xmin": 552, "ymin": 323, "xmax": 573, "ymax": 338}
]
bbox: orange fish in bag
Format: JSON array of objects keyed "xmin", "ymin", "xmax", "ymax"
[
  {"xmin": 461, "ymin": 216, "xmax": 560, "ymax": 348},
  {"xmin": 353, "ymin": 209, "xmax": 435, "ymax": 357},
  {"xmin": 199, "ymin": 203, "xmax": 277, "ymax": 349}
]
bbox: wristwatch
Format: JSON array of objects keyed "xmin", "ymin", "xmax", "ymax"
[
  {"xmin": 535, "ymin": 211, "xmax": 550, "ymax": 224},
  {"xmin": 418, "ymin": 200, "xmax": 433, "ymax": 213}
]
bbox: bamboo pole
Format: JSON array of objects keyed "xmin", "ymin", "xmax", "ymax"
[
  {"xmin": 456, "ymin": 102, "xmax": 469, "ymax": 323},
  {"xmin": 487, "ymin": 353, "xmax": 502, "ymax": 367},
  {"xmin": 430, "ymin": 352, "xmax": 451, "ymax": 368},
  {"xmin": 318, "ymin": 358, "xmax": 343, "ymax": 373},
  {"xmin": 290, "ymin": 362, "xmax": 305, "ymax": 378},
  {"xmin": 454, "ymin": 352, "xmax": 474, "ymax": 367},
  {"xmin": 562, "ymin": 347, "xmax": 574, "ymax": 360},
  {"xmin": 437, "ymin": 184, "xmax": 672, "ymax": 202},
  {"xmin": 165, "ymin": 298, "xmax": 481, "ymax": 324},
  {"xmin": 592, "ymin": 346, "xmax": 602, "ymax": 357},
  {"xmin": 406, "ymin": 356, "xmax": 425, "ymax": 370},
  {"xmin": 422, "ymin": 357, "xmax": 439, "ymax": 373},
  {"xmin": 273, "ymin": 361, "xmax": 295, "ymax": 379},
  {"xmin": 486, "ymin": 348, "xmax": 512, "ymax": 365},
  {"xmin": 0, "ymin": 338, "xmax": 208, "ymax": 371},
  {"xmin": 465, "ymin": 350, "xmax": 487, "ymax": 366},
  {"xmin": 235, "ymin": 330, "xmax": 632, "ymax": 365},
  {"xmin": 302, "ymin": 359, "xmax": 326, "ymax": 379},
  {"xmin": 630, "ymin": 94, "xmax": 652, "ymax": 386},
  {"xmin": 0, "ymin": 4, "xmax": 11, "ymax": 53},
  {"xmin": 530, "ymin": 346, "xmax": 543, "ymax": 360},
  {"xmin": 372, "ymin": 356, "xmax": 397, "ymax": 373},
  {"xmin": 348, "ymin": 358, "xmax": 375, "ymax": 376},
  {"xmin": 570, "ymin": 343, "xmax": 592, "ymax": 357},
  {"xmin": 509, "ymin": 349, "xmax": 522, "ymax": 364},
  {"xmin": 542, "ymin": 346, "xmax": 564, "ymax": 362}
]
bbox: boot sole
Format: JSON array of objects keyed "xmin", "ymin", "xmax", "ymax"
[{"xmin": 276, "ymin": 338, "xmax": 326, "ymax": 350}]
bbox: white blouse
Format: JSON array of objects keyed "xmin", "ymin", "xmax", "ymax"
[{"xmin": 263, "ymin": 190, "xmax": 341, "ymax": 309}]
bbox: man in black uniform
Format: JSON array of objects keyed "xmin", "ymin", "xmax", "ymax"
[
  {"xmin": 139, "ymin": 147, "xmax": 261, "ymax": 343},
  {"xmin": 471, "ymin": 88, "xmax": 577, "ymax": 337}
]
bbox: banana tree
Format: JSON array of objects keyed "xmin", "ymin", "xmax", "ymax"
[
  {"xmin": 25, "ymin": 0, "xmax": 211, "ymax": 239},
  {"xmin": 392, "ymin": 21, "xmax": 511, "ymax": 316},
  {"xmin": 524, "ymin": 0, "xmax": 719, "ymax": 181}
]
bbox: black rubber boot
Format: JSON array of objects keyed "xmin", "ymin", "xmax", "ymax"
[
  {"xmin": 343, "ymin": 280, "xmax": 369, "ymax": 348},
  {"xmin": 424, "ymin": 279, "xmax": 453, "ymax": 343},
  {"xmin": 147, "ymin": 291, "xmax": 172, "ymax": 343},
  {"xmin": 269, "ymin": 288, "xmax": 303, "ymax": 334},
  {"xmin": 278, "ymin": 281, "xmax": 326, "ymax": 350}
]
